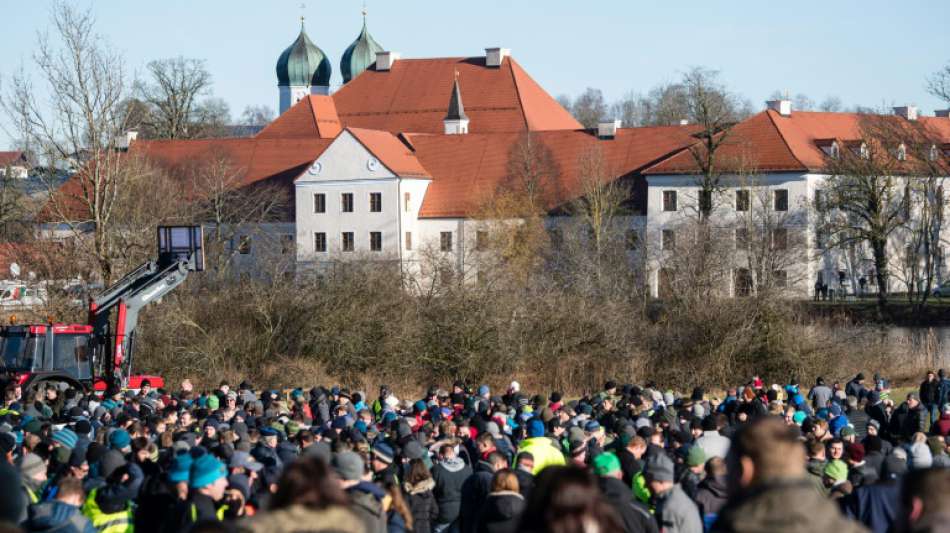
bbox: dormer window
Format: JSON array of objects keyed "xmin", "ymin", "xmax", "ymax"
[
  {"xmin": 929, "ymin": 144, "xmax": 940, "ymax": 162},
  {"xmin": 816, "ymin": 139, "xmax": 839, "ymax": 158},
  {"xmin": 896, "ymin": 143, "xmax": 907, "ymax": 161},
  {"xmin": 860, "ymin": 142, "xmax": 869, "ymax": 159},
  {"xmin": 943, "ymin": 143, "xmax": 950, "ymax": 158}
]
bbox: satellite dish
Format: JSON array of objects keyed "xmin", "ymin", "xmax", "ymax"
[{"xmin": 9, "ymin": 262, "xmax": 20, "ymax": 279}]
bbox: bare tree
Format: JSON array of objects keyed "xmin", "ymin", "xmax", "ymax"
[
  {"xmin": 928, "ymin": 62, "xmax": 950, "ymax": 105},
  {"xmin": 819, "ymin": 96, "xmax": 844, "ymax": 112},
  {"xmin": 135, "ymin": 56, "xmax": 230, "ymax": 139},
  {"xmin": 239, "ymin": 105, "xmax": 275, "ymax": 127},
  {"xmin": 569, "ymin": 88, "xmax": 609, "ymax": 128},
  {"xmin": 2, "ymin": 3, "xmax": 136, "ymax": 283}
]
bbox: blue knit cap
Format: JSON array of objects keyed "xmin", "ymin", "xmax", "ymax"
[
  {"xmin": 168, "ymin": 452, "xmax": 193, "ymax": 483},
  {"xmin": 189, "ymin": 454, "xmax": 226, "ymax": 489},
  {"xmin": 528, "ymin": 419, "xmax": 545, "ymax": 438},
  {"xmin": 109, "ymin": 429, "xmax": 131, "ymax": 450},
  {"xmin": 52, "ymin": 428, "xmax": 78, "ymax": 450}
]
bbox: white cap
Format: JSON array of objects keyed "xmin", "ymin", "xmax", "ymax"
[{"xmin": 509, "ymin": 381, "xmax": 521, "ymax": 393}]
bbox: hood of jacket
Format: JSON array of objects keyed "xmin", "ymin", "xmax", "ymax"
[
  {"xmin": 238, "ymin": 504, "xmax": 365, "ymax": 533},
  {"xmin": 484, "ymin": 491, "xmax": 525, "ymax": 520},
  {"xmin": 438, "ymin": 456, "xmax": 467, "ymax": 473},
  {"xmin": 699, "ymin": 475, "xmax": 728, "ymax": 498},
  {"xmin": 404, "ymin": 478, "xmax": 435, "ymax": 495},
  {"xmin": 24, "ymin": 501, "xmax": 85, "ymax": 531}
]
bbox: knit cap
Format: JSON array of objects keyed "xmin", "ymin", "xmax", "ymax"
[
  {"xmin": 189, "ymin": 454, "xmax": 226, "ymax": 489},
  {"xmin": 109, "ymin": 428, "xmax": 132, "ymax": 450},
  {"xmin": 687, "ymin": 445, "xmax": 707, "ymax": 467},
  {"xmin": 207, "ymin": 395, "xmax": 220, "ymax": 410},
  {"xmin": 168, "ymin": 452, "xmax": 194, "ymax": 484},
  {"xmin": 824, "ymin": 459, "xmax": 848, "ymax": 482},
  {"xmin": 51, "ymin": 428, "xmax": 78, "ymax": 450},
  {"xmin": 593, "ymin": 452, "xmax": 621, "ymax": 476},
  {"xmin": 19, "ymin": 453, "xmax": 45, "ymax": 479}
]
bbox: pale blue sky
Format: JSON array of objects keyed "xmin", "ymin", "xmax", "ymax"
[{"xmin": 3, "ymin": 1, "xmax": 949, "ymax": 147}]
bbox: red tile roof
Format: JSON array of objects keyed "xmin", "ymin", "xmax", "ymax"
[
  {"xmin": 0, "ymin": 151, "xmax": 25, "ymax": 166},
  {"xmin": 256, "ymin": 95, "xmax": 341, "ymax": 139},
  {"xmin": 346, "ymin": 128, "xmax": 430, "ymax": 178},
  {"xmin": 645, "ymin": 110, "xmax": 950, "ymax": 175},
  {"xmin": 410, "ymin": 126, "xmax": 700, "ymax": 218},
  {"xmin": 331, "ymin": 56, "xmax": 581, "ymax": 134}
]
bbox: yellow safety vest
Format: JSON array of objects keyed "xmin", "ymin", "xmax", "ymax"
[
  {"xmin": 24, "ymin": 484, "xmax": 38, "ymax": 504},
  {"xmin": 190, "ymin": 502, "xmax": 228, "ymax": 522},
  {"xmin": 82, "ymin": 488, "xmax": 134, "ymax": 533}
]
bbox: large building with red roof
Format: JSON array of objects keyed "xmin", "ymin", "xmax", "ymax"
[{"xmin": 48, "ymin": 20, "xmax": 950, "ymax": 296}]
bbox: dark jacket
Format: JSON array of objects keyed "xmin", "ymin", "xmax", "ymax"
[
  {"xmin": 598, "ymin": 476, "xmax": 658, "ymax": 533},
  {"xmin": 695, "ymin": 475, "xmax": 729, "ymax": 523},
  {"xmin": 347, "ymin": 481, "xmax": 387, "ymax": 533},
  {"xmin": 24, "ymin": 501, "xmax": 96, "ymax": 533},
  {"xmin": 618, "ymin": 448, "xmax": 643, "ymax": 488},
  {"xmin": 848, "ymin": 409, "xmax": 871, "ymax": 441},
  {"xmin": 431, "ymin": 457, "xmax": 471, "ymax": 525},
  {"xmin": 168, "ymin": 492, "xmax": 220, "ymax": 533},
  {"xmin": 890, "ymin": 402, "xmax": 928, "ymax": 441},
  {"xmin": 920, "ymin": 379, "xmax": 940, "ymax": 406},
  {"xmin": 848, "ymin": 462, "xmax": 879, "ymax": 489},
  {"xmin": 459, "ymin": 461, "xmax": 494, "ymax": 533},
  {"xmin": 512, "ymin": 468, "xmax": 534, "ymax": 500},
  {"xmin": 712, "ymin": 478, "xmax": 868, "ymax": 533},
  {"xmin": 404, "ymin": 478, "xmax": 439, "ymax": 533},
  {"xmin": 805, "ymin": 458, "xmax": 827, "ymax": 496},
  {"xmin": 476, "ymin": 491, "xmax": 525, "ymax": 533},
  {"xmin": 841, "ymin": 481, "xmax": 900, "ymax": 533}
]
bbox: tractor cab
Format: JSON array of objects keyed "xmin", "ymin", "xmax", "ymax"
[{"xmin": 0, "ymin": 324, "xmax": 93, "ymax": 388}]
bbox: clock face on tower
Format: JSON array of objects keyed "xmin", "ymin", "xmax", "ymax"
[
  {"xmin": 367, "ymin": 157, "xmax": 379, "ymax": 171},
  {"xmin": 307, "ymin": 161, "xmax": 322, "ymax": 175}
]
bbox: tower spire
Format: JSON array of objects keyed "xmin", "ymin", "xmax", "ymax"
[{"xmin": 444, "ymin": 72, "xmax": 470, "ymax": 134}]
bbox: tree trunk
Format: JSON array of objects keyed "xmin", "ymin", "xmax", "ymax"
[{"xmin": 871, "ymin": 237, "xmax": 889, "ymax": 315}]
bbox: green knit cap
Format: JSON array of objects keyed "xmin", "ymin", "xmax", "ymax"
[
  {"xmin": 593, "ymin": 452, "xmax": 621, "ymax": 476},
  {"xmin": 824, "ymin": 459, "xmax": 848, "ymax": 482},
  {"xmin": 687, "ymin": 445, "xmax": 707, "ymax": 467}
]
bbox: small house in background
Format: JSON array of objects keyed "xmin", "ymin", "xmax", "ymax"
[{"xmin": 0, "ymin": 151, "xmax": 29, "ymax": 179}]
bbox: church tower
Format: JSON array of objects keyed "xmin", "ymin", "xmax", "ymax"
[
  {"xmin": 443, "ymin": 74, "xmax": 469, "ymax": 135},
  {"xmin": 276, "ymin": 18, "xmax": 332, "ymax": 114},
  {"xmin": 340, "ymin": 10, "xmax": 384, "ymax": 84}
]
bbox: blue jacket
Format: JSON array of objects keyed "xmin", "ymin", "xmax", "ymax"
[
  {"xmin": 24, "ymin": 501, "xmax": 97, "ymax": 533},
  {"xmin": 841, "ymin": 481, "xmax": 900, "ymax": 533}
]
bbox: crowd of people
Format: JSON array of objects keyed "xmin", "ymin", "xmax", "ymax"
[{"xmin": 2, "ymin": 371, "xmax": 950, "ymax": 533}]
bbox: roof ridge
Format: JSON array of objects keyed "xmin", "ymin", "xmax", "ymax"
[
  {"xmin": 763, "ymin": 109, "xmax": 810, "ymax": 170},
  {"xmin": 506, "ymin": 59, "xmax": 531, "ymax": 131}
]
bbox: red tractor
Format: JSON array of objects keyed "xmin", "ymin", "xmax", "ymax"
[{"xmin": 0, "ymin": 226, "xmax": 204, "ymax": 393}]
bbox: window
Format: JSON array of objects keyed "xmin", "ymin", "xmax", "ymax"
[
  {"xmin": 280, "ymin": 234, "xmax": 294, "ymax": 255},
  {"xmin": 699, "ymin": 190, "xmax": 712, "ymax": 212},
  {"xmin": 341, "ymin": 193, "xmax": 354, "ymax": 213},
  {"xmin": 405, "ymin": 231, "xmax": 412, "ymax": 251},
  {"xmin": 342, "ymin": 232, "xmax": 354, "ymax": 252},
  {"xmin": 625, "ymin": 230, "xmax": 640, "ymax": 251},
  {"xmin": 903, "ymin": 185, "xmax": 911, "ymax": 219},
  {"xmin": 735, "ymin": 190, "xmax": 749, "ymax": 212},
  {"xmin": 774, "ymin": 189, "xmax": 788, "ymax": 212},
  {"xmin": 661, "ymin": 229, "xmax": 675, "ymax": 251},
  {"xmin": 815, "ymin": 227, "xmax": 826, "ymax": 249},
  {"xmin": 238, "ymin": 235, "xmax": 251, "ymax": 255},
  {"xmin": 440, "ymin": 232, "xmax": 453, "ymax": 252},
  {"xmin": 814, "ymin": 189, "xmax": 825, "ymax": 211},
  {"xmin": 404, "ymin": 192, "xmax": 411, "ymax": 212},
  {"xmin": 370, "ymin": 231, "xmax": 382, "ymax": 251},
  {"xmin": 772, "ymin": 270, "xmax": 788, "ymax": 289},
  {"xmin": 735, "ymin": 228, "xmax": 748, "ymax": 249},
  {"xmin": 314, "ymin": 193, "xmax": 326, "ymax": 213},
  {"xmin": 548, "ymin": 228, "xmax": 563, "ymax": 249},
  {"xmin": 735, "ymin": 269, "xmax": 753, "ymax": 297},
  {"xmin": 772, "ymin": 228, "xmax": 788, "ymax": 250},
  {"xmin": 896, "ymin": 144, "xmax": 907, "ymax": 161},
  {"xmin": 370, "ymin": 192, "xmax": 382, "ymax": 212},
  {"xmin": 475, "ymin": 231, "xmax": 489, "ymax": 251},
  {"xmin": 663, "ymin": 191, "xmax": 677, "ymax": 212},
  {"xmin": 314, "ymin": 232, "xmax": 327, "ymax": 253}
]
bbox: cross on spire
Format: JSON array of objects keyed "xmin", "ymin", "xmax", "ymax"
[{"xmin": 300, "ymin": 2, "xmax": 306, "ymax": 25}]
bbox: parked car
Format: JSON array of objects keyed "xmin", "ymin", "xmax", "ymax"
[{"xmin": 933, "ymin": 281, "xmax": 950, "ymax": 298}]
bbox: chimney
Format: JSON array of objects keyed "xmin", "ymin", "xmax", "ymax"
[
  {"xmin": 597, "ymin": 119, "xmax": 621, "ymax": 140},
  {"xmin": 935, "ymin": 109, "xmax": 950, "ymax": 118},
  {"xmin": 893, "ymin": 105, "xmax": 918, "ymax": 121},
  {"xmin": 375, "ymin": 51, "xmax": 400, "ymax": 71},
  {"xmin": 766, "ymin": 99, "xmax": 792, "ymax": 117},
  {"xmin": 115, "ymin": 130, "xmax": 138, "ymax": 151},
  {"xmin": 485, "ymin": 47, "xmax": 510, "ymax": 68}
]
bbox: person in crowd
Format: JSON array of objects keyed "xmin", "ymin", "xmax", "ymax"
[
  {"xmin": 713, "ymin": 417, "xmax": 867, "ymax": 533},
  {"xmin": 898, "ymin": 467, "xmax": 950, "ymax": 532},
  {"xmin": 403, "ymin": 459, "xmax": 439, "ymax": 533},
  {"xmin": 518, "ymin": 465, "xmax": 622, "ymax": 533},
  {"xmin": 694, "ymin": 456, "xmax": 728, "ymax": 530},
  {"xmin": 431, "ymin": 443, "xmax": 471, "ymax": 532},
  {"xmin": 476, "ymin": 469, "xmax": 524, "ymax": 533},
  {"xmin": 23, "ymin": 477, "xmax": 96, "ymax": 533},
  {"xmin": 919, "ymin": 371, "xmax": 941, "ymax": 426},
  {"xmin": 643, "ymin": 453, "xmax": 701, "ymax": 533},
  {"xmin": 592, "ymin": 452, "xmax": 656, "ymax": 533}
]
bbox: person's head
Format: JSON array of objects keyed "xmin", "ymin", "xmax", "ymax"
[
  {"xmin": 828, "ymin": 439, "xmax": 844, "ymax": 460},
  {"xmin": 406, "ymin": 459, "xmax": 432, "ymax": 486},
  {"xmin": 140, "ymin": 380, "xmax": 152, "ymax": 395},
  {"xmin": 517, "ymin": 452, "xmax": 534, "ymax": 473},
  {"xmin": 901, "ymin": 466, "xmax": 950, "ymax": 530},
  {"xmin": 807, "ymin": 440, "xmax": 826, "ymax": 461},
  {"xmin": 823, "ymin": 460, "xmax": 848, "ymax": 488},
  {"xmin": 705, "ymin": 456, "xmax": 727, "ymax": 478},
  {"xmin": 487, "ymin": 452, "xmax": 507, "ymax": 472},
  {"xmin": 518, "ymin": 466, "xmax": 621, "ymax": 533},
  {"xmin": 55, "ymin": 477, "xmax": 85, "ymax": 507},
  {"xmin": 190, "ymin": 454, "xmax": 228, "ymax": 501},
  {"xmin": 643, "ymin": 453, "xmax": 675, "ymax": 495},
  {"xmin": 626, "ymin": 436, "xmax": 647, "ymax": 458},
  {"xmin": 439, "ymin": 444, "xmax": 456, "ymax": 461},
  {"xmin": 269, "ymin": 456, "xmax": 349, "ymax": 511},
  {"xmin": 907, "ymin": 393, "xmax": 920, "ymax": 409},
  {"xmin": 726, "ymin": 417, "xmax": 805, "ymax": 494},
  {"xmin": 926, "ymin": 371, "xmax": 935, "ymax": 382},
  {"xmin": 19, "ymin": 453, "xmax": 46, "ymax": 483},
  {"xmin": 476, "ymin": 432, "xmax": 496, "ymax": 454},
  {"xmin": 592, "ymin": 452, "xmax": 622, "ymax": 480},
  {"xmin": 491, "ymin": 469, "xmax": 520, "ymax": 493}
]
